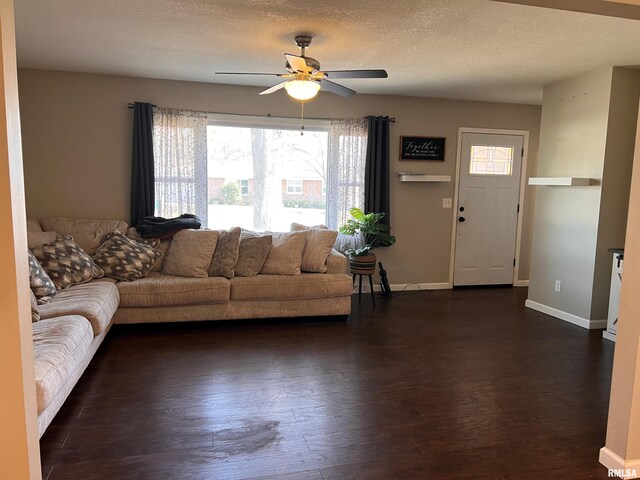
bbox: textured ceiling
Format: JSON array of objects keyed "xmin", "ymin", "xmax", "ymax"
[{"xmin": 14, "ymin": 0, "xmax": 640, "ymax": 104}]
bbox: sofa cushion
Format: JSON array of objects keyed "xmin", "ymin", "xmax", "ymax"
[
  {"xmin": 235, "ymin": 234, "xmax": 272, "ymax": 277},
  {"xmin": 209, "ymin": 227, "xmax": 241, "ymax": 279},
  {"xmin": 93, "ymin": 232, "xmax": 163, "ymax": 282},
  {"xmin": 39, "ymin": 218, "xmax": 128, "ymax": 255},
  {"xmin": 38, "ymin": 281, "xmax": 119, "ymax": 336},
  {"xmin": 230, "ymin": 273, "xmax": 353, "ymax": 301},
  {"xmin": 32, "ymin": 315, "xmax": 93, "ymax": 414},
  {"xmin": 261, "ymin": 231, "xmax": 307, "ymax": 275},
  {"xmin": 162, "ymin": 229, "xmax": 218, "ymax": 278},
  {"xmin": 27, "ymin": 251, "xmax": 57, "ymax": 304},
  {"xmin": 33, "ymin": 236, "xmax": 105, "ymax": 290},
  {"xmin": 117, "ymin": 272, "xmax": 230, "ymax": 307}
]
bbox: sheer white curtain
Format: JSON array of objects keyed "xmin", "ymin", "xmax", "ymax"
[
  {"xmin": 153, "ymin": 108, "xmax": 208, "ymax": 225},
  {"xmin": 327, "ymin": 118, "xmax": 368, "ymax": 253}
]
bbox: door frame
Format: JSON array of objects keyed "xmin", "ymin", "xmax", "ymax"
[{"xmin": 448, "ymin": 127, "xmax": 530, "ymax": 288}]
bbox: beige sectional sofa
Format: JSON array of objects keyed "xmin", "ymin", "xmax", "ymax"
[{"xmin": 28, "ymin": 217, "xmax": 352, "ymax": 436}]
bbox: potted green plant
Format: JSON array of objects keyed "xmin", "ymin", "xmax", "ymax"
[{"xmin": 339, "ymin": 207, "xmax": 396, "ymax": 274}]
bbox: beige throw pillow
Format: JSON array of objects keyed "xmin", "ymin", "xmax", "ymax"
[
  {"xmin": 260, "ymin": 230, "xmax": 308, "ymax": 275},
  {"xmin": 209, "ymin": 227, "xmax": 241, "ymax": 279},
  {"xmin": 162, "ymin": 229, "xmax": 218, "ymax": 278},
  {"xmin": 235, "ymin": 233, "xmax": 272, "ymax": 277},
  {"xmin": 291, "ymin": 223, "xmax": 338, "ymax": 273}
]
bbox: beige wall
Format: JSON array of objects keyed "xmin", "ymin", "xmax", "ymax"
[
  {"xmin": 593, "ymin": 67, "xmax": 640, "ymax": 318},
  {"xmin": 17, "ymin": 68, "xmax": 541, "ymax": 285},
  {"xmin": 528, "ymin": 66, "xmax": 640, "ymax": 322},
  {"xmin": 528, "ymin": 67, "xmax": 614, "ymax": 320}
]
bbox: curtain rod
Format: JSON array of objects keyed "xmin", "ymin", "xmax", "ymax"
[{"xmin": 127, "ymin": 103, "xmax": 395, "ymax": 123}]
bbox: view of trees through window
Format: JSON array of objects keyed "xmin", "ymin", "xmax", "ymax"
[{"xmin": 207, "ymin": 125, "xmax": 329, "ymax": 231}]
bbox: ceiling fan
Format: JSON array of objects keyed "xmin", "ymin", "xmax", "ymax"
[{"xmin": 216, "ymin": 35, "xmax": 388, "ymax": 101}]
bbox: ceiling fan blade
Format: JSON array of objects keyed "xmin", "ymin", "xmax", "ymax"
[
  {"xmin": 285, "ymin": 54, "xmax": 308, "ymax": 73},
  {"xmin": 216, "ymin": 72, "xmax": 285, "ymax": 76},
  {"xmin": 259, "ymin": 81, "xmax": 288, "ymax": 95},
  {"xmin": 320, "ymin": 79, "xmax": 356, "ymax": 97},
  {"xmin": 322, "ymin": 69, "xmax": 388, "ymax": 79}
]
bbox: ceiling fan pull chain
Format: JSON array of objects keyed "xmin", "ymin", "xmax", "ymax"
[{"xmin": 300, "ymin": 100, "xmax": 305, "ymax": 136}]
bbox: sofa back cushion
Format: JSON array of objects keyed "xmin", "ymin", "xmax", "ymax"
[
  {"xmin": 27, "ymin": 231, "xmax": 58, "ymax": 250},
  {"xmin": 39, "ymin": 218, "xmax": 128, "ymax": 256},
  {"xmin": 26, "ymin": 218, "xmax": 43, "ymax": 232},
  {"xmin": 162, "ymin": 229, "xmax": 218, "ymax": 278}
]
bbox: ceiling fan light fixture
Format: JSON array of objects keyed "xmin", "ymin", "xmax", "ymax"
[{"xmin": 284, "ymin": 78, "xmax": 320, "ymax": 101}]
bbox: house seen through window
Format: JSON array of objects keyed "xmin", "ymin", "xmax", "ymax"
[{"xmin": 207, "ymin": 120, "xmax": 329, "ymax": 231}]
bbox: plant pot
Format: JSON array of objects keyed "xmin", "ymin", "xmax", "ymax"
[{"xmin": 349, "ymin": 253, "xmax": 376, "ymax": 275}]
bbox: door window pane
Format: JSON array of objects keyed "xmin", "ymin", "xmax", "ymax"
[{"xmin": 469, "ymin": 145, "xmax": 513, "ymax": 176}]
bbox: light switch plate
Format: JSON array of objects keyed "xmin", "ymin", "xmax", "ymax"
[{"xmin": 442, "ymin": 198, "xmax": 452, "ymax": 209}]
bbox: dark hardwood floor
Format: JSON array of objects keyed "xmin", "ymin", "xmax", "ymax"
[{"xmin": 40, "ymin": 287, "xmax": 615, "ymax": 479}]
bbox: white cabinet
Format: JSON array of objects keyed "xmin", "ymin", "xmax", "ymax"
[{"xmin": 603, "ymin": 250, "xmax": 623, "ymax": 342}]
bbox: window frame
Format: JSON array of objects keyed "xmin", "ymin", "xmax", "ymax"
[{"xmin": 286, "ymin": 179, "xmax": 304, "ymax": 194}]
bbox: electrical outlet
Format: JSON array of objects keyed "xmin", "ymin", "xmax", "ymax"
[
  {"xmin": 442, "ymin": 198, "xmax": 452, "ymax": 209},
  {"xmin": 555, "ymin": 280, "xmax": 561, "ymax": 292}
]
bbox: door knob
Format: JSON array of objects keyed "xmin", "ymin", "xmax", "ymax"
[{"xmin": 458, "ymin": 216, "xmax": 466, "ymax": 222}]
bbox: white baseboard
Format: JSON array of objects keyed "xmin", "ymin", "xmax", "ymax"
[
  {"xmin": 353, "ymin": 282, "xmax": 452, "ymax": 294},
  {"xmin": 603, "ymin": 331, "xmax": 617, "ymax": 342},
  {"xmin": 600, "ymin": 447, "xmax": 640, "ymax": 479},
  {"xmin": 513, "ymin": 280, "xmax": 529, "ymax": 287},
  {"xmin": 525, "ymin": 299, "xmax": 607, "ymax": 330}
]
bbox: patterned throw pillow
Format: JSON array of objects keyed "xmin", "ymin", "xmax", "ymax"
[
  {"xmin": 235, "ymin": 232, "xmax": 272, "ymax": 277},
  {"xmin": 209, "ymin": 227, "xmax": 241, "ymax": 279},
  {"xmin": 32, "ymin": 235, "xmax": 104, "ymax": 290},
  {"xmin": 93, "ymin": 232, "xmax": 162, "ymax": 282},
  {"xmin": 30, "ymin": 289, "xmax": 40, "ymax": 322},
  {"xmin": 27, "ymin": 251, "xmax": 57, "ymax": 304}
]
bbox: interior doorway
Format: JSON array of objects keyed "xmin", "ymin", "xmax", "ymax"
[{"xmin": 452, "ymin": 129, "xmax": 527, "ymax": 286}]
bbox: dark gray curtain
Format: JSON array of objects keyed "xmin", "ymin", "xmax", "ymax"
[
  {"xmin": 364, "ymin": 115, "xmax": 391, "ymax": 228},
  {"xmin": 130, "ymin": 102, "xmax": 155, "ymax": 226}
]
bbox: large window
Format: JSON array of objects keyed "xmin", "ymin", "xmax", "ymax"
[
  {"xmin": 207, "ymin": 116, "xmax": 329, "ymax": 231},
  {"xmin": 151, "ymin": 111, "xmax": 366, "ymax": 237}
]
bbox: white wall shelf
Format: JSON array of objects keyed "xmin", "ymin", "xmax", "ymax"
[
  {"xmin": 528, "ymin": 177, "xmax": 594, "ymax": 186},
  {"xmin": 397, "ymin": 172, "xmax": 451, "ymax": 183}
]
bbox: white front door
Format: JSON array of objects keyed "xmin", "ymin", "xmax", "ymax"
[{"xmin": 453, "ymin": 132, "xmax": 524, "ymax": 286}]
